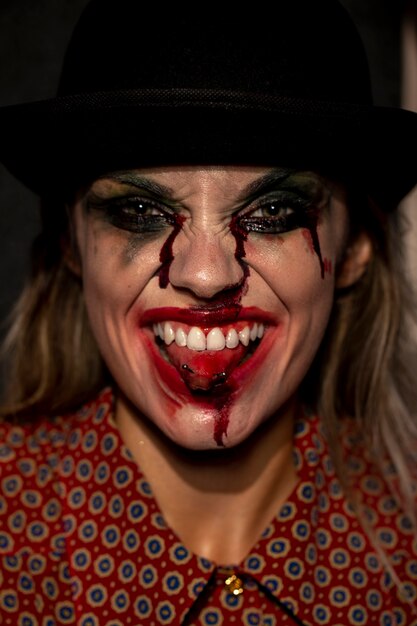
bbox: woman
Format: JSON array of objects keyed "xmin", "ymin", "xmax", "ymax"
[{"xmin": 1, "ymin": 1, "xmax": 417, "ymax": 624}]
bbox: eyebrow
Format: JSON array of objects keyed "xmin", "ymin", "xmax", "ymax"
[
  {"xmin": 106, "ymin": 167, "xmax": 299, "ymax": 203},
  {"xmin": 106, "ymin": 172, "xmax": 175, "ymax": 197},
  {"xmin": 235, "ymin": 167, "xmax": 296, "ymax": 202}
]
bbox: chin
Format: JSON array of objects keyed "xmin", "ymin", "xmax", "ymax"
[{"xmin": 144, "ymin": 384, "xmax": 281, "ymax": 451}]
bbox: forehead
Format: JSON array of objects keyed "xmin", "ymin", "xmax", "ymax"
[{"xmin": 87, "ymin": 165, "xmax": 338, "ymax": 203}]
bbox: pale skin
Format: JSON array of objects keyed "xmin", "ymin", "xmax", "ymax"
[{"xmin": 69, "ymin": 165, "xmax": 372, "ymax": 564}]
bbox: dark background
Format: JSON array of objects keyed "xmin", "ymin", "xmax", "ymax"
[{"xmin": 0, "ymin": 1, "xmax": 405, "ymax": 341}]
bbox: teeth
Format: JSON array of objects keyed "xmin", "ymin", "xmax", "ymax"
[
  {"xmin": 175, "ymin": 328, "xmax": 187, "ymax": 347},
  {"xmin": 153, "ymin": 321, "xmax": 265, "ymax": 351},
  {"xmin": 163, "ymin": 322, "xmax": 175, "ymax": 345},
  {"xmin": 250, "ymin": 323, "xmax": 258, "ymax": 342},
  {"xmin": 225, "ymin": 328, "xmax": 239, "ymax": 349},
  {"xmin": 207, "ymin": 327, "xmax": 226, "ymax": 351},
  {"xmin": 187, "ymin": 327, "xmax": 206, "ymax": 351},
  {"xmin": 238, "ymin": 327, "xmax": 250, "ymax": 347}
]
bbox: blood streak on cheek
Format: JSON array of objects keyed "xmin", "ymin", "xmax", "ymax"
[
  {"xmin": 323, "ymin": 258, "xmax": 332, "ymax": 275},
  {"xmin": 229, "ymin": 214, "xmax": 250, "ymax": 284},
  {"xmin": 302, "ymin": 222, "xmax": 325, "ymax": 279},
  {"xmin": 158, "ymin": 215, "xmax": 186, "ymax": 289}
]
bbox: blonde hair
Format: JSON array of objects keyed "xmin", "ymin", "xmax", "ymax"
[
  {"xmin": 1, "ymin": 199, "xmax": 108, "ymax": 415},
  {"xmin": 313, "ymin": 196, "xmax": 417, "ymax": 518}
]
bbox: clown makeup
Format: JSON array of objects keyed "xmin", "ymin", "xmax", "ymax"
[{"xmin": 71, "ymin": 166, "xmax": 350, "ymax": 450}]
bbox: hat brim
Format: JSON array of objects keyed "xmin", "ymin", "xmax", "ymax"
[{"xmin": 1, "ymin": 89, "xmax": 416, "ymax": 208}]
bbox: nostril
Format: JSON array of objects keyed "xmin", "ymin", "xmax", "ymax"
[{"xmin": 188, "ymin": 281, "xmax": 248, "ymax": 309}]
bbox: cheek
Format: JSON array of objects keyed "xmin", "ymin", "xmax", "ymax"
[
  {"xmin": 244, "ymin": 228, "xmax": 336, "ymax": 304},
  {"xmin": 79, "ymin": 228, "xmax": 162, "ymax": 318}
]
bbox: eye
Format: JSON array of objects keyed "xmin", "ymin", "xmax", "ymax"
[
  {"xmin": 88, "ymin": 195, "xmax": 176, "ymax": 234},
  {"xmin": 249, "ymin": 202, "xmax": 295, "ymax": 219},
  {"xmin": 118, "ymin": 199, "xmax": 167, "ymax": 218},
  {"xmin": 237, "ymin": 194, "xmax": 308, "ymax": 235}
]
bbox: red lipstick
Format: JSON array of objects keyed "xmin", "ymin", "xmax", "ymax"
[{"xmin": 140, "ymin": 306, "xmax": 277, "ymax": 327}]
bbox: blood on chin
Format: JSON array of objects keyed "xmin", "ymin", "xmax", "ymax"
[
  {"xmin": 159, "ymin": 340, "xmax": 256, "ymax": 447},
  {"xmin": 140, "ymin": 333, "xmax": 263, "ymax": 447}
]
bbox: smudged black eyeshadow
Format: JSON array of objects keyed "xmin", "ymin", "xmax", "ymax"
[
  {"xmin": 239, "ymin": 193, "xmax": 317, "ymax": 234},
  {"xmin": 238, "ymin": 189, "xmax": 324, "ymax": 235},
  {"xmin": 86, "ymin": 193, "xmax": 176, "ymax": 235},
  {"xmin": 85, "ymin": 170, "xmax": 329, "ymax": 239}
]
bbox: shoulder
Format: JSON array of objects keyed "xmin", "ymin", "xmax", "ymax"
[
  {"xmin": 0, "ymin": 387, "xmax": 114, "ymax": 554},
  {"xmin": 0, "ymin": 387, "xmax": 114, "ymax": 478},
  {"xmin": 322, "ymin": 413, "xmax": 417, "ymax": 592}
]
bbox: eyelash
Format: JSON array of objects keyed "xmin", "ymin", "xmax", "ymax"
[
  {"xmin": 238, "ymin": 193, "xmax": 317, "ymax": 234},
  {"xmin": 90, "ymin": 196, "xmax": 176, "ymax": 233},
  {"xmin": 89, "ymin": 191, "xmax": 318, "ymax": 236}
]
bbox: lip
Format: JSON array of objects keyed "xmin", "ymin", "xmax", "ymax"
[
  {"xmin": 139, "ymin": 309, "xmax": 282, "ymax": 401},
  {"xmin": 138, "ymin": 305, "xmax": 281, "ymax": 403},
  {"xmin": 140, "ymin": 306, "xmax": 277, "ymax": 328}
]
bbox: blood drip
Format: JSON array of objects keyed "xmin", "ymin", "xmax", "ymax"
[
  {"xmin": 161, "ymin": 342, "xmax": 239, "ymax": 447},
  {"xmin": 205, "ymin": 215, "xmax": 250, "ymax": 445},
  {"xmin": 158, "ymin": 215, "xmax": 186, "ymax": 288},
  {"xmin": 302, "ymin": 219, "xmax": 325, "ymax": 279},
  {"xmin": 229, "ymin": 213, "xmax": 250, "ymax": 284},
  {"xmin": 157, "ymin": 213, "xmax": 251, "ymax": 446},
  {"xmin": 212, "ymin": 392, "xmax": 233, "ymax": 446},
  {"xmin": 323, "ymin": 257, "xmax": 332, "ymax": 275},
  {"xmin": 189, "ymin": 380, "xmax": 235, "ymax": 447}
]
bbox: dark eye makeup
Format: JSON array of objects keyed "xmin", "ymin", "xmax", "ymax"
[
  {"xmin": 237, "ymin": 191, "xmax": 321, "ymax": 235},
  {"xmin": 86, "ymin": 194, "xmax": 177, "ymax": 234},
  {"xmin": 85, "ymin": 170, "xmax": 328, "ymax": 238}
]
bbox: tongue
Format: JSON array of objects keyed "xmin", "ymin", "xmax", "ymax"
[{"xmin": 165, "ymin": 342, "xmax": 249, "ymax": 391}]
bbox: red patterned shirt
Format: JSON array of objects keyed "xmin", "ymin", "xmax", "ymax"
[{"xmin": 1, "ymin": 388, "xmax": 417, "ymax": 625}]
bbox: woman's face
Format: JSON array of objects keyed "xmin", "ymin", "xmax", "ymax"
[{"xmin": 71, "ymin": 166, "xmax": 350, "ymax": 449}]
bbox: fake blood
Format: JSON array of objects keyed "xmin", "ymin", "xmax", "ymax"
[
  {"xmin": 202, "ymin": 214, "xmax": 251, "ymax": 445},
  {"xmin": 168, "ymin": 343, "xmax": 247, "ymax": 391},
  {"xmin": 165, "ymin": 341, "xmax": 245, "ymax": 447},
  {"xmin": 302, "ymin": 221, "xmax": 325, "ymax": 279},
  {"xmin": 212, "ymin": 391, "xmax": 234, "ymax": 447},
  {"xmin": 158, "ymin": 215, "xmax": 186, "ymax": 289},
  {"xmin": 193, "ymin": 215, "xmax": 249, "ymax": 447},
  {"xmin": 155, "ymin": 212, "xmax": 252, "ymax": 446},
  {"xmin": 229, "ymin": 213, "xmax": 250, "ymax": 284},
  {"xmin": 323, "ymin": 258, "xmax": 332, "ymax": 275}
]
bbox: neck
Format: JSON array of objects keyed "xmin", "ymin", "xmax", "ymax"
[{"xmin": 115, "ymin": 392, "xmax": 299, "ymax": 563}]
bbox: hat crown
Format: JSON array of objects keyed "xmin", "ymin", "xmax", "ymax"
[
  {"xmin": 58, "ymin": 0, "xmax": 372, "ymax": 105},
  {"xmin": 4, "ymin": 0, "xmax": 416, "ymax": 208}
]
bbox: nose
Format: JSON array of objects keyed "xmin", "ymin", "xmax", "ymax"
[{"xmin": 166, "ymin": 228, "xmax": 246, "ymax": 299}]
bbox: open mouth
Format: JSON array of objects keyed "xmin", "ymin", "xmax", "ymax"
[
  {"xmin": 141, "ymin": 306, "xmax": 276, "ymax": 395},
  {"xmin": 152, "ymin": 320, "xmax": 265, "ymax": 392}
]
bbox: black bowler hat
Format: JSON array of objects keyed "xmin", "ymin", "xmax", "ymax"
[{"xmin": 0, "ymin": 0, "xmax": 416, "ymax": 207}]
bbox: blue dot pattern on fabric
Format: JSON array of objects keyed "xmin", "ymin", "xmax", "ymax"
[{"xmin": 1, "ymin": 388, "xmax": 417, "ymax": 625}]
